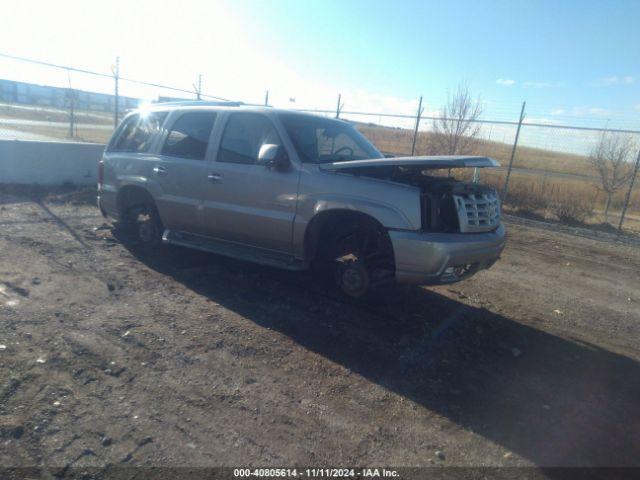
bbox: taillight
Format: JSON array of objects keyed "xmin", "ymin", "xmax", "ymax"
[{"xmin": 98, "ymin": 160, "xmax": 104, "ymax": 186}]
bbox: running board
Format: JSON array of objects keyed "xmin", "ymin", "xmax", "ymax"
[{"xmin": 162, "ymin": 230, "xmax": 306, "ymax": 271}]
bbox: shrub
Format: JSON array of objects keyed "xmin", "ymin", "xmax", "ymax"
[{"xmin": 549, "ymin": 196, "xmax": 595, "ymax": 225}]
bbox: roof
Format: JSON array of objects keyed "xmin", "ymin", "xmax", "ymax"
[{"xmin": 135, "ymin": 102, "xmax": 349, "ymax": 123}]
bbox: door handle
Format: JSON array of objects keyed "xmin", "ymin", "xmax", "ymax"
[
  {"xmin": 208, "ymin": 173, "xmax": 223, "ymax": 183},
  {"xmin": 153, "ymin": 166, "xmax": 167, "ymax": 176}
]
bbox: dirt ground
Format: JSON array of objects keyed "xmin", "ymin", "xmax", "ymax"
[{"xmin": 0, "ymin": 188, "xmax": 639, "ymax": 473}]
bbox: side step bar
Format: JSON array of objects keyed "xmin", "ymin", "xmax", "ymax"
[{"xmin": 162, "ymin": 230, "xmax": 306, "ymax": 271}]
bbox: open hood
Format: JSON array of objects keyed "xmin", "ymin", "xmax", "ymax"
[{"xmin": 319, "ymin": 155, "xmax": 500, "ymax": 172}]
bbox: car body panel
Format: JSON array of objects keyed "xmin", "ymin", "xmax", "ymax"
[
  {"xmin": 319, "ymin": 155, "xmax": 500, "ymax": 171},
  {"xmin": 389, "ymin": 223, "xmax": 506, "ymax": 284},
  {"xmin": 291, "ymin": 164, "xmax": 421, "ymax": 258},
  {"xmin": 197, "ymin": 110, "xmax": 301, "ymax": 253},
  {"xmin": 147, "ymin": 109, "xmax": 219, "ymax": 234}
]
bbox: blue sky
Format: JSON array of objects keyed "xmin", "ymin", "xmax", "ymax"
[
  {"xmin": 232, "ymin": 0, "xmax": 640, "ymax": 125},
  {"xmin": 0, "ymin": 0, "xmax": 639, "ymax": 130}
]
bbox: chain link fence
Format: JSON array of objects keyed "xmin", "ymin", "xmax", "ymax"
[
  {"xmin": 307, "ymin": 108, "xmax": 640, "ymax": 236},
  {"xmin": 1, "ymin": 54, "xmax": 639, "ymax": 236}
]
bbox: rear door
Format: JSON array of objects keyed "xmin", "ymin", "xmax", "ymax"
[
  {"xmin": 102, "ymin": 111, "xmax": 167, "ymax": 215},
  {"xmin": 151, "ymin": 110, "xmax": 217, "ymax": 233},
  {"xmin": 199, "ymin": 112, "xmax": 300, "ymax": 253}
]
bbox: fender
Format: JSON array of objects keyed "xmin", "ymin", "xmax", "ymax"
[
  {"xmin": 306, "ymin": 193, "xmax": 414, "ymax": 229},
  {"xmin": 291, "ymin": 192, "xmax": 420, "ymax": 259}
]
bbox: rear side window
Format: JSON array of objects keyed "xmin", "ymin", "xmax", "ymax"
[
  {"xmin": 161, "ymin": 112, "xmax": 217, "ymax": 160},
  {"xmin": 110, "ymin": 112, "xmax": 167, "ymax": 153},
  {"xmin": 218, "ymin": 113, "xmax": 281, "ymax": 164}
]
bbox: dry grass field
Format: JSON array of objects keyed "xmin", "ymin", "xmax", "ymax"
[{"xmin": 358, "ymin": 124, "xmax": 597, "ymax": 176}]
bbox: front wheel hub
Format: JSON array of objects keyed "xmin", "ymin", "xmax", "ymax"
[
  {"xmin": 138, "ymin": 217, "xmax": 158, "ymax": 244},
  {"xmin": 337, "ymin": 261, "xmax": 371, "ymax": 298}
]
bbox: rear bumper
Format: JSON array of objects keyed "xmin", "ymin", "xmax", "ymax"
[
  {"xmin": 389, "ymin": 223, "xmax": 506, "ymax": 284},
  {"xmin": 97, "ymin": 195, "xmax": 108, "ymax": 218},
  {"xmin": 96, "ymin": 188, "xmax": 120, "ymax": 221}
]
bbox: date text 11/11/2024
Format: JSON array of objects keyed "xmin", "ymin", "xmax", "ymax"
[{"xmin": 233, "ymin": 468, "xmax": 401, "ymax": 478}]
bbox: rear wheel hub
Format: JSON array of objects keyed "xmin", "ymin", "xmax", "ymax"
[{"xmin": 137, "ymin": 215, "xmax": 159, "ymax": 245}]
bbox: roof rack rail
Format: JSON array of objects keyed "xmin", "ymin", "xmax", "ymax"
[{"xmin": 151, "ymin": 100, "xmax": 244, "ymax": 107}]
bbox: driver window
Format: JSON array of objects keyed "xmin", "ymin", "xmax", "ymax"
[{"xmin": 218, "ymin": 113, "xmax": 281, "ymax": 164}]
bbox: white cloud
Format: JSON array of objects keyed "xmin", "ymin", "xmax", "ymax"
[
  {"xmin": 524, "ymin": 117, "xmax": 561, "ymax": 125},
  {"xmin": 600, "ymin": 76, "xmax": 619, "ymax": 86},
  {"xmin": 551, "ymin": 107, "xmax": 614, "ymax": 118},
  {"xmin": 523, "ymin": 81, "xmax": 555, "ymax": 88},
  {"xmin": 569, "ymin": 107, "xmax": 612, "ymax": 117},
  {"xmin": 634, "ymin": 104, "xmax": 640, "ymax": 111},
  {"xmin": 587, "ymin": 107, "xmax": 612, "ymax": 117},
  {"xmin": 496, "ymin": 78, "xmax": 515, "ymax": 87},
  {"xmin": 593, "ymin": 75, "xmax": 635, "ymax": 86}
]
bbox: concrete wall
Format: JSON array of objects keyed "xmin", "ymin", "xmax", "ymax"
[{"xmin": 0, "ymin": 140, "xmax": 105, "ymax": 185}]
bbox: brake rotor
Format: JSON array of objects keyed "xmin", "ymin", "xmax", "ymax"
[{"xmin": 336, "ymin": 260, "xmax": 371, "ymax": 298}]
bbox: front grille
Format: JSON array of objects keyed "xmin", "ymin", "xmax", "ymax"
[{"xmin": 453, "ymin": 191, "xmax": 501, "ymax": 233}]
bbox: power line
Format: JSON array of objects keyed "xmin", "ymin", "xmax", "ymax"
[
  {"xmin": 0, "ymin": 52, "xmax": 232, "ymax": 102},
  {"xmin": 1, "ymin": 52, "xmax": 638, "ymax": 134}
]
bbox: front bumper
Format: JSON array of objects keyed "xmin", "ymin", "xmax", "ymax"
[{"xmin": 388, "ymin": 223, "xmax": 506, "ymax": 284}]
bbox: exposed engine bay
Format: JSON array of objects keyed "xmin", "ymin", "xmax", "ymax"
[{"xmin": 334, "ymin": 164, "xmax": 501, "ymax": 233}]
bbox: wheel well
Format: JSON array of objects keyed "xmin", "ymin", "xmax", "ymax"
[
  {"xmin": 304, "ymin": 210, "xmax": 393, "ymax": 264},
  {"xmin": 117, "ymin": 186, "xmax": 155, "ymax": 221}
]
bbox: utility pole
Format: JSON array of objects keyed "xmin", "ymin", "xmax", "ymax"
[
  {"xmin": 335, "ymin": 93, "xmax": 343, "ymax": 118},
  {"xmin": 502, "ymin": 101, "xmax": 526, "ymax": 200},
  {"xmin": 66, "ymin": 69, "xmax": 75, "ymax": 137},
  {"xmin": 411, "ymin": 96, "xmax": 423, "ymax": 156},
  {"xmin": 195, "ymin": 74, "xmax": 202, "ymax": 100},
  {"xmin": 113, "ymin": 56, "xmax": 120, "ymax": 128},
  {"xmin": 264, "ymin": 90, "xmax": 269, "ymax": 106},
  {"xmin": 66, "ymin": 89, "xmax": 76, "ymax": 137}
]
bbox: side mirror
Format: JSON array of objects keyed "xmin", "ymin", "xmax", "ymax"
[{"xmin": 258, "ymin": 144, "xmax": 290, "ymax": 171}]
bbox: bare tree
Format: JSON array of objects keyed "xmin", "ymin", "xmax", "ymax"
[
  {"xmin": 589, "ymin": 133, "xmax": 636, "ymax": 219},
  {"xmin": 429, "ymin": 83, "xmax": 483, "ymax": 155}
]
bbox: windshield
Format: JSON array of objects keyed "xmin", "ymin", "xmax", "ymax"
[{"xmin": 279, "ymin": 113, "xmax": 383, "ymax": 163}]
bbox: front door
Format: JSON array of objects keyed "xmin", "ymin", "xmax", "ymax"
[{"xmin": 199, "ymin": 112, "xmax": 299, "ymax": 253}]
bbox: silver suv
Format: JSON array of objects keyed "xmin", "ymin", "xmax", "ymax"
[{"xmin": 98, "ymin": 102, "xmax": 505, "ymax": 297}]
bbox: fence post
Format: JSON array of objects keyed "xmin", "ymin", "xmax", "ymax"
[
  {"xmin": 195, "ymin": 74, "xmax": 202, "ymax": 100},
  {"xmin": 501, "ymin": 101, "xmax": 526, "ymax": 200},
  {"xmin": 66, "ymin": 89, "xmax": 76, "ymax": 137},
  {"xmin": 264, "ymin": 90, "xmax": 269, "ymax": 106},
  {"xmin": 113, "ymin": 56, "xmax": 120, "ymax": 128},
  {"xmin": 617, "ymin": 147, "xmax": 640, "ymax": 233},
  {"xmin": 335, "ymin": 93, "xmax": 343, "ymax": 118},
  {"xmin": 65, "ymin": 69, "xmax": 75, "ymax": 137},
  {"xmin": 411, "ymin": 96, "xmax": 423, "ymax": 156}
]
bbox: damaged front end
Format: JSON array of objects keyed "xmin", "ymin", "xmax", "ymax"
[
  {"xmin": 319, "ymin": 155, "xmax": 502, "ymax": 234},
  {"xmin": 420, "ymin": 178, "xmax": 501, "ymax": 234},
  {"xmin": 320, "ymin": 155, "xmax": 505, "ymax": 285}
]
